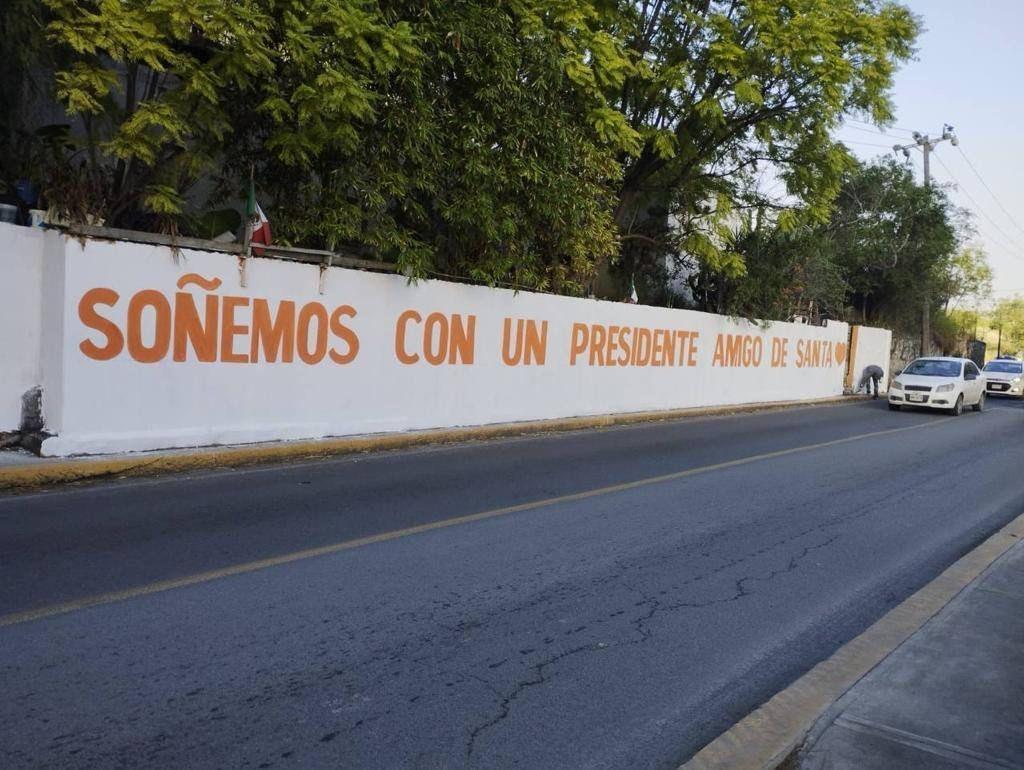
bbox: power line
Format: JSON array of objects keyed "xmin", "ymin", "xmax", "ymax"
[
  {"xmin": 842, "ymin": 123, "xmax": 920, "ymax": 140},
  {"xmin": 930, "ymin": 152, "xmax": 1024, "ymax": 258},
  {"xmin": 931, "ymin": 153, "xmax": 1024, "ymax": 255},
  {"xmin": 843, "ymin": 129, "xmax": 1024, "ymax": 266},
  {"xmin": 955, "ymin": 146, "xmax": 1024, "ymax": 240},
  {"xmin": 929, "ymin": 153, "xmax": 1024, "ymax": 257},
  {"xmin": 846, "ymin": 117, "xmax": 918, "ymax": 136},
  {"xmin": 837, "ymin": 138, "xmax": 900, "ymax": 150}
]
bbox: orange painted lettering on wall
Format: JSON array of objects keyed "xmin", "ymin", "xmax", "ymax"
[
  {"xmin": 711, "ymin": 334, "xmax": 763, "ymax": 367},
  {"xmin": 77, "ymin": 275, "xmax": 850, "ymax": 375},
  {"xmin": 296, "ymin": 303, "xmax": 329, "ymax": 364},
  {"xmin": 502, "ymin": 318, "xmax": 548, "ymax": 366},
  {"xmin": 78, "ymin": 288, "xmax": 123, "ymax": 360},
  {"xmin": 220, "ymin": 296, "xmax": 250, "ymax": 364},
  {"xmin": 126, "ymin": 290, "xmax": 171, "ymax": 364},
  {"xmin": 794, "ymin": 339, "xmax": 844, "ymax": 368},
  {"xmin": 250, "ymin": 299, "xmax": 296, "ymax": 363},
  {"xmin": 394, "ymin": 310, "xmax": 477, "ymax": 366},
  {"xmin": 173, "ymin": 290, "xmax": 218, "ymax": 362},
  {"xmin": 568, "ymin": 323, "xmax": 698, "ymax": 367},
  {"xmin": 77, "ymin": 274, "xmax": 360, "ymax": 366},
  {"xmin": 329, "ymin": 306, "xmax": 359, "ymax": 364},
  {"xmin": 770, "ymin": 338, "xmax": 790, "ymax": 368}
]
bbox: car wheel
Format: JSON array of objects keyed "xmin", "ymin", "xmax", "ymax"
[
  {"xmin": 888, "ymin": 403, "xmax": 900, "ymax": 411},
  {"xmin": 973, "ymin": 392, "xmax": 985, "ymax": 412},
  {"xmin": 951, "ymin": 395, "xmax": 964, "ymax": 416}
]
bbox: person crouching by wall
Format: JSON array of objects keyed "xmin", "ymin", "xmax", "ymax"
[{"xmin": 855, "ymin": 364, "xmax": 884, "ymax": 399}]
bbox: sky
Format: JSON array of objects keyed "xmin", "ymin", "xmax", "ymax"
[{"xmin": 833, "ymin": 0, "xmax": 1024, "ymax": 305}]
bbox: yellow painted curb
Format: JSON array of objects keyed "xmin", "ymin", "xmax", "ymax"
[
  {"xmin": 0, "ymin": 396, "xmax": 857, "ymax": 491},
  {"xmin": 680, "ymin": 511, "xmax": 1024, "ymax": 770}
]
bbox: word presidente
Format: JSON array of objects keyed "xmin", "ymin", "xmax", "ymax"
[{"xmin": 76, "ymin": 275, "xmax": 845, "ymax": 369}]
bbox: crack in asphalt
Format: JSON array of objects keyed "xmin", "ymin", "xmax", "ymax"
[
  {"xmin": 463, "ymin": 530, "xmax": 843, "ymax": 758},
  {"xmin": 27, "ymin": 442, "xmax": 975, "ymax": 767},
  {"xmin": 465, "ymin": 642, "xmax": 600, "ymax": 758},
  {"xmin": 457, "ymin": 456, "xmax": 966, "ymax": 759}
]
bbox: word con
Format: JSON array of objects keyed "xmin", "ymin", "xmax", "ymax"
[
  {"xmin": 395, "ymin": 310, "xmax": 476, "ymax": 365},
  {"xmin": 77, "ymin": 275, "xmax": 359, "ymax": 365}
]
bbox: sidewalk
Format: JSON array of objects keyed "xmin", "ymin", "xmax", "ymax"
[
  {"xmin": 796, "ymin": 538, "xmax": 1024, "ymax": 769},
  {"xmin": 0, "ymin": 447, "xmax": 42, "ymax": 466}
]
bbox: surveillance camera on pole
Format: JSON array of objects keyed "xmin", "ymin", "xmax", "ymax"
[
  {"xmin": 892, "ymin": 144, "xmax": 911, "ymax": 162},
  {"xmin": 892, "ymin": 124, "xmax": 957, "ymax": 187}
]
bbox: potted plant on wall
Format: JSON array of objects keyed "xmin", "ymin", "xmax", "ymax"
[{"xmin": 1, "ymin": 124, "xmax": 75, "ymax": 226}]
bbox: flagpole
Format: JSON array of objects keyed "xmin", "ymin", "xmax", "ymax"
[
  {"xmin": 243, "ymin": 164, "xmax": 254, "ymax": 258},
  {"xmin": 240, "ymin": 165, "xmax": 254, "ymax": 288}
]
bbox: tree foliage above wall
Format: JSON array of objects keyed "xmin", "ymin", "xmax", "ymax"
[
  {"xmin": 610, "ymin": 0, "xmax": 919, "ymax": 282},
  {"xmin": 699, "ymin": 158, "xmax": 993, "ymax": 339},
  {"xmin": 4, "ymin": 0, "xmax": 920, "ymax": 297}
]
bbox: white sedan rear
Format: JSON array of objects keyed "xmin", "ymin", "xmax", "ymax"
[{"xmin": 888, "ymin": 357, "xmax": 986, "ymax": 415}]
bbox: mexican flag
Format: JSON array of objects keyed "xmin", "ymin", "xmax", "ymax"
[
  {"xmin": 246, "ymin": 180, "xmax": 271, "ymax": 255},
  {"xmin": 627, "ymin": 275, "xmax": 638, "ymax": 304}
]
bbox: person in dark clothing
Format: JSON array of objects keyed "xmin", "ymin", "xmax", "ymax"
[{"xmin": 856, "ymin": 364, "xmax": 885, "ymax": 398}]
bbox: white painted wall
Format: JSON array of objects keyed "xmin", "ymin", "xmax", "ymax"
[
  {"xmin": 0, "ymin": 226, "xmax": 867, "ymax": 455},
  {"xmin": 26, "ymin": 235, "xmax": 853, "ymax": 456},
  {"xmin": 849, "ymin": 325, "xmax": 893, "ymax": 393},
  {"xmin": 0, "ymin": 224, "xmax": 47, "ymax": 430}
]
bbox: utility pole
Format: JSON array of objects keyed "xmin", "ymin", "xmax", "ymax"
[{"xmin": 894, "ymin": 124, "xmax": 958, "ymax": 357}]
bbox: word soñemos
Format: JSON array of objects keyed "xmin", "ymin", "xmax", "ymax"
[{"xmin": 78, "ymin": 275, "xmax": 358, "ymax": 365}]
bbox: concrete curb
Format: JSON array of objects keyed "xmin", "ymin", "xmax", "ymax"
[
  {"xmin": 0, "ymin": 396, "xmax": 857, "ymax": 491},
  {"xmin": 680, "ymin": 511, "xmax": 1024, "ymax": 770}
]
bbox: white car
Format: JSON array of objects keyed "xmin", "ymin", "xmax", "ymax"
[
  {"xmin": 888, "ymin": 357, "xmax": 986, "ymax": 415},
  {"xmin": 982, "ymin": 358, "xmax": 1024, "ymax": 398}
]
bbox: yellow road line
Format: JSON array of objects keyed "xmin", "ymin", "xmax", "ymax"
[{"xmin": 0, "ymin": 417, "xmax": 949, "ymax": 629}]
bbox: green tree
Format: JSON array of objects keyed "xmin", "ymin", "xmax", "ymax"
[
  {"xmin": 24, "ymin": 0, "xmax": 921, "ymax": 297},
  {"xmin": 228, "ymin": 0, "xmax": 637, "ymax": 292},
  {"xmin": 608, "ymin": 0, "xmax": 919, "ymax": 286},
  {"xmin": 989, "ymin": 298, "xmax": 1024, "ymax": 355},
  {"xmin": 0, "ymin": 0, "xmax": 51, "ymax": 191},
  {"xmin": 824, "ymin": 159, "xmax": 959, "ymax": 332},
  {"xmin": 939, "ymin": 246, "xmax": 993, "ymax": 311},
  {"xmin": 41, "ymin": 0, "xmax": 268, "ymax": 224},
  {"xmin": 38, "ymin": 0, "xmax": 418, "ymax": 229},
  {"xmin": 36, "ymin": 0, "xmax": 637, "ymax": 291},
  {"xmin": 704, "ymin": 158, "xmax": 983, "ymax": 335},
  {"xmin": 698, "ymin": 221, "xmax": 846, "ymax": 321}
]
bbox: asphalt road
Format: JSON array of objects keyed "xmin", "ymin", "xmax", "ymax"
[{"xmin": 2, "ymin": 399, "xmax": 1023, "ymax": 769}]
